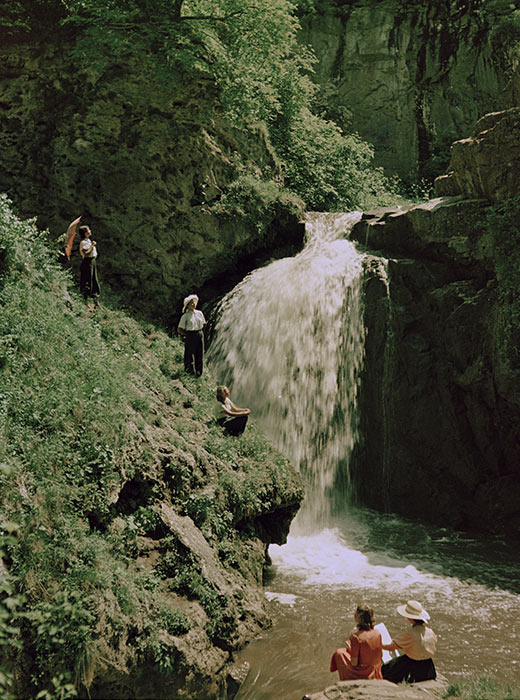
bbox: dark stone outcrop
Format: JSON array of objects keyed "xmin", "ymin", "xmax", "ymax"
[
  {"xmin": 435, "ymin": 107, "xmax": 520, "ymax": 202},
  {"xmin": 347, "ymin": 196, "xmax": 520, "ymax": 535}
]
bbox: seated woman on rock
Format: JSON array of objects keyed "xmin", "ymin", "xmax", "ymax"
[
  {"xmin": 330, "ymin": 603, "xmax": 383, "ymax": 680},
  {"xmin": 381, "ymin": 600, "xmax": 437, "ymax": 683},
  {"xmin": 214, "ymin": 385, "xmax": 250, "ymax": 436}
]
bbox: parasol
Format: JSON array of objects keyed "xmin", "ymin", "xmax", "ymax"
[{"xmin": 64, "ymin": 215, "xmax": 82, "ymax": 260}]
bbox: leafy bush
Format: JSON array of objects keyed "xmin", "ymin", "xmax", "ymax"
[
  {"xmin": 1, "ymin": 0, "xmax": 400, "ymax": 215},
  {"xmin": 273, "ymin": 108, "xmax": 401, "ymax": 211},
  {"xmin": 489, "ymin": 10, "xmax": 520, "ymax": 74}
]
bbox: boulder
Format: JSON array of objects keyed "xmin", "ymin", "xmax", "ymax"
[
  {"xmin": 441, "ymin": 108, "xmax": 520, "ymax": 202},
  {"xmin": 302, "ymin": 678, "xmax": 448, "ymax": 700}
]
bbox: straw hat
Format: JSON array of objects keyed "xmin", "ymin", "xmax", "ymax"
[
  {"xmin": 182, "ymin": 294, "xmax": 198, "ymax": 313},
  {"xmin": 397, "ymin": 600, "xmax": 430, "ymax": 621}
]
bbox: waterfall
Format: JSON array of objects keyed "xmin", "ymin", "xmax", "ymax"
[{"xmin": 208, "ymin": 212, "xmax": 366, "ymax": 532}]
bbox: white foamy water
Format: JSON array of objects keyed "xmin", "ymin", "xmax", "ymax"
[
  {"xmin": 209, "ymin": 212, "xmax": 520, "ymax": 698},
  {"xmin": 208, "ymin": 212, "xmax": 365, "ymax": 528},
  {"xmin": 269, "ymin": 529, "xmax": 440, "ymax": 589}
]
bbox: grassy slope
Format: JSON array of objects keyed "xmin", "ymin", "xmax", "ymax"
[{"xmin": 0, "ymin": 194, "xmax": 303, "ymax": 698}]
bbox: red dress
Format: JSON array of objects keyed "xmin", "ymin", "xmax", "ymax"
[{"xmin": 330, "ymin": 627, "xmax": 383, "ymax": 680}]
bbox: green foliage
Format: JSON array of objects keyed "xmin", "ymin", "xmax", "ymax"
[
  {"xmin": 209, "ymin": 172, "xmax": 303, "ymax": 237},
  {"xmin": 444, "ymin": 674, "xmax": 520, "ymax": 700},
  {"xmin": 0, "ymin": 525, "xmax": 24, "ymax": 700},
  {"xmin": 484, "ymin": 197, "xmax": 520, "ymax": 368},
  {"xmin": 26, "ymin": 589, "xmax": 95, "ymax": 688},
  {"xmin": 490, "ymin": 10, "xmax": 520, "ymax": 73},
  {"xmin": 272, "ymin": 108, "xmax": 401, "ymax": 211},
  {"xmin": 1, "ymin": 0, "xmax": 400, "ymax": 213}
]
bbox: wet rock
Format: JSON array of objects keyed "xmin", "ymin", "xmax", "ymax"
[
  {"xmin": 348, "ymin": 190, "xmax": 520, "ymax": 536},
  {"xmin": 303, "ymin": 678, "xmax": 448, "ymax": 700},
  {"xmin": 224, "ymin": 661, "xmax": 250, "ymax": 700}
]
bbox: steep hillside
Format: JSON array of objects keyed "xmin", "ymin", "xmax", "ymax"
[
  {"xmin": 0, "ymin": 195, "xmax": 303, "ymax": 699},
  {"xmin": 0, "ymin": 33, "xmax": 304, "ymax": 324}
]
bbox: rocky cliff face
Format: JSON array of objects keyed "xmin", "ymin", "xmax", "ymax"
[
  {"xmin": 347, "ymin": 190, "xmax": 520, "ymax": 536},
  {"xmin": 0, "ymin": 34, "xmax": 304, "ymax": 324},
  {"xmin": 299, "ymin": 0, "xmax": 519, "ymax": 180}
]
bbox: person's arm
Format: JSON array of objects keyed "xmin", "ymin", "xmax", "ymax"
[
  {"xmin": 177, "ymin": 315, "xmax": 187, "ymax": 337},
  {"xmin": 229, "ymin": 399, "xmax": 250, "ymax": 415},
  {"xmin": 382, "ymin": 639, "xmax": 402, "ymax": 651},
  {"xmin": 221, "ymin": 402, "xmax": 247, "ymax": 416},
  {"xmin": 79, "ymin": 240, "xmax": 96, "ymax": 258}
]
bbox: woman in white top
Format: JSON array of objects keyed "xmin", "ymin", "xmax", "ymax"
[
  {"xmin": 177, "ymin": 294, "xmax": 206, "ymax": 376},
  {"xmin": 78, "ymin": 225, "xmax": 100, "ymax": 307},
  {"xmin": 381, "ymin": 600, "xmax": 437, "ymax": 683},
  {"xmin": 215, "ymin": 385, "xmax": 250, "ymax": 436}
]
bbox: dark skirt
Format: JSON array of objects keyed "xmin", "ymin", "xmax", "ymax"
[
  {"xmin": 217, "ymin": 414, "xmax": 248, "ymax": 436},
  {"xmin": 80, "ymin": 257, "xmax": 100, "ymax": 299},
  {"xmin": 382, "ymin": 655, "xmax": 436, "ymax": 684}
]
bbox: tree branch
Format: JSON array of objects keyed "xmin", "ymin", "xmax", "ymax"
[{"xmin": 179, "ymin": 10, "xmax": 244, "ymax": 22}]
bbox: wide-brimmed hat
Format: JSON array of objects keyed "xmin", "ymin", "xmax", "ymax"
[
  {"xmin": 182, "ymin": 294, "xmax": 198, "ymax": 313},
  {"xmin": 397, "ymin": 600, "xmax": 430, "ymax": 621}
]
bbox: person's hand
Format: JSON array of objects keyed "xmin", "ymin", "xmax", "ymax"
[{"xmin": 92, "ymin": 240, "xmax": 97, "ymax": 246}]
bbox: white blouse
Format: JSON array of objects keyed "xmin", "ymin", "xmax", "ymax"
[
  {"xmin": 178, "ymin": 309, "xmax": 206, "ymax": 331},
  {"xmin": 215, "ymin": 397, "xmax": 232, "ymax": 419},
  {"xmin": 79, "ymin": 239, "xmax": 97, "ymax": 258}
]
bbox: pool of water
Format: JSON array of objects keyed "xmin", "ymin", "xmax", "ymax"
[{"xmin": 235, "ymin": 509, "xmax": 520, "ymax": 700}]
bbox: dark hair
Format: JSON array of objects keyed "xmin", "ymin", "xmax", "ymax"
[
  {"xmin": 412, "ymin": 619, "xmax": 425, "ymax": 626},
  {"xmin": 216, "ymin": 385, "xmax": 228, "ymax": 403},
  {"xmin": 79, "ymin": 225, "xmax": 91, "ymax": 239},
  {"xmin": 356, "ymin": 604, "xmax": 375, "ymax": 630}
]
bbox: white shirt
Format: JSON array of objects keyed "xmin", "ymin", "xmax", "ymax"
[
  {"xmin": 215, "ymin": 397, "xmax": 232, "ymax": 419},
  {"xmin": 178, "ymin": 309, "xmax": 206, "ymax": 332},
  {"xmin": 79, "ymin": 239, "xmax": 97, "ymax": 258}
]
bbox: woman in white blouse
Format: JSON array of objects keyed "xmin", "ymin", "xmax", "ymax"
[
  {"xmin": 78, "ymin": 225, "xmax": 100, "ymax": 307},
  {"xmin": 215, "ymin": 385, "xmax": 250, "ymax": 435},
  {"xmin": 177, "ymin": 294, "xmax": 206, "ymax": 376}
]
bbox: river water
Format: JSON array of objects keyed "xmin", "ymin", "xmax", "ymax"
[{"xmin": 208, "ymin": 213, "xmax": 520, "ymax": 699}]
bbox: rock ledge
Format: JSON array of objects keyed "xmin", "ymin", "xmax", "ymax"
[{"xmin": 303, "ymin": 677, "xmax": 448, "ymax": 700}]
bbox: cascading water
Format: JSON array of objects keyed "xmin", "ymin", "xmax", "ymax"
[
  {"xmin": 208, "ymin": 212, "xmax": 365, "ymax": 531},
  {"xmin": 208, "ymin": 213, "xmax": 520, "ymax": 699}
]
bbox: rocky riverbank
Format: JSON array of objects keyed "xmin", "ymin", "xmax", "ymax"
[{"xmin": 304, "ymin": 678, "xmax": 448, "ymax": 700}]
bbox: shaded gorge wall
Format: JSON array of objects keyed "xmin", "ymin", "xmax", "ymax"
[
  {"xmin": 298, "ymin": 0, "xmax": 520, "ymax": 180},
  {"xmin": 345, "ymin": 197, "xmax": 520, "ymax": 536}
]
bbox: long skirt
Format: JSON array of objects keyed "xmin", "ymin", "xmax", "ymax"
[
  {"xmin": 382, "ymin": 655, "xmax": 436, "ymax": 683},
  {"xmin": 184, "ymin": 330, "xmax": 204, "ymax": 376},
  {"xmin": 80, "ymin": 257, "xmax": 100, "ymax": 299},
  {"xmin": 217, "ymin": 414, "xmax": 248, "ymax": 436},
  {"xmin": 330, "ymin": 648, "xmax": 382, "ymax": 681}
]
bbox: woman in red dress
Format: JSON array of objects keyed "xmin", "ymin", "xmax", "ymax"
[{"xmin": 330, "ymin": 603, "xmax": 383, "ymax": 680}]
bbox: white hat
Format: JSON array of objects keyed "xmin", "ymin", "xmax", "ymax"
[
  {"xmin": 397, "ymin": 600, "xmax": 430, "ymax": 621},
  {"xmin": 182, "ymin": 294, "xmax": 198, "ymax": 313}
]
